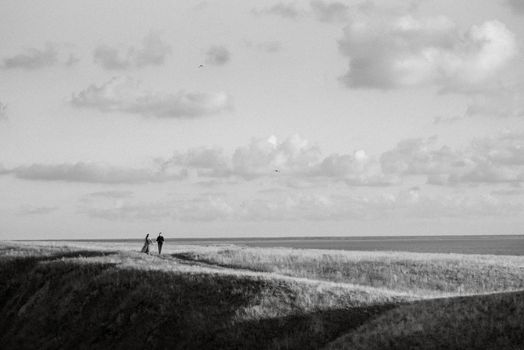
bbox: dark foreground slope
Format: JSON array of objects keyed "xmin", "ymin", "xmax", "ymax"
[
  {"xmin": 0, "ymin": 244, "xmax": 406, "ymax": 350},
  {"xmin": 325, "ymin": 290, "xmax": 524, "ymax": 350},
  {"xmin": 1, "ymin": 243, "xmax": 523, "ymax": 350}
]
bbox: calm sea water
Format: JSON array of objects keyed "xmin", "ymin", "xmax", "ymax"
[{"xmin": 69, "ymin": 235, "xmax": 524, "ymax": 256}]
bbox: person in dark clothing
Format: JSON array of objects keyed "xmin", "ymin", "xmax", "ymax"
[
  {"xmin": 141, "ymin": 234, "xmax": 152, "ymax": 254},
  {"xmin": 156, "ymin": 232, "xmax": 164, "ymax": 255}
]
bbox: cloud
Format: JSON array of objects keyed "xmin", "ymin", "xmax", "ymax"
[
  {"xmin": 164, "ymin": 147, "xmax": 231, "ymax": 178},
  {"xmin": 205, "ymin": 46, "xmax": 231, "ymax": 66},
  {"xmin": 1, "ymin": 135, "xmax": 393, "ymax": 186},
  {"xmin": 8, "ymin": 133, "xmax": 524, "ymax": 187},
  {"xmin": 338, "ymin": 13, "xmax": 517, "ymax": 90},
  {"xmin": 93, "ymin": 33, "xmax": 171, "ymax": 70},
  {"xmin": 253, "ymin": 3, "xmax": 302, "ymax": 18},
  {"xmin": 2, "ymin": 43, "xmax": 78, "ymax": 70},
  {"xmin": 506, "ymin": 0, "xmax": 524, "ymax": 14},
  {"xmin": 380, "ymin": 137, "xmax": 461, "ymax": 175},
  {"xmin": 5, "ymin": 162, "xmax": 186, "ymax": 184},
  {"xmin": 315, "ymin": 151, "xmax": 397, "ymax": 186},
  {"xmin": 310, "ymin": 0, "xmax": 349, "ymax": 22},
  {"xmin": 469, "ymin": 132, "xmax": 524, "ymax": 166},
  {"xmin": 231, "ymin": 135, "xmax": 321, "ymax": 179},
  {"xmin": 162, "ymin": 134, "xmax": 394, "ymax": 186},
  {"xmin": 229, "ymin": 135, "xmax": 392, "ymax": 185},
  {"xmin": 380, "ymin": 132, "xmax": 524, "ymax": 185},
  {"xmin": 71, "ymin": 77, "xmax": 232, "ymax": 118},
  {"xmin": 17, "ymin": 206, "xmax": 59, "ymax": 215}
]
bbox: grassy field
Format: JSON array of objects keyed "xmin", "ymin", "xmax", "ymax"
[
  {"xmin": 172, "ymin": 245, "xmax": 524, "ymax": 295},
  {"xmin": 1, "ymin": 241, "xmax": 523, "ymax": 349}
]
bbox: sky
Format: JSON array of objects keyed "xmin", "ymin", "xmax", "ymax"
[{"xmin": 1, "ymin": 0, "xmax": 524, "ymax": 239}]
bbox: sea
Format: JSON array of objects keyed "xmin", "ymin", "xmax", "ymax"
[{"xmin": 66, "ymin": 235, "xmax": 524, "ymax": 256}]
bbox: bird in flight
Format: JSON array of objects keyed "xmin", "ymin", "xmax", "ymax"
[{"xmin": 198, "ymin": 64, "xmax": 204, "ymax": 68}]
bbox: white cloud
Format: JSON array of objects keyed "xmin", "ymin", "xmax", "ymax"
[
  {"xmin": 338, "ymin": 12, "xmax": 517, "ymax": 90},
  {"xmin": 162, "ymin": 134, "xmax": 394, "ymax": 186},
  {"xmin": 71, "ymin": 77, "xmax": 232, "ymax": 118},
  {"xmin": 205, "ymin": 46, "xmax": 230, "ymax": 66},
  {"xmin": 7, "ymin": 162, "xmax": 186, "ymax": 184},
  {"xmin": 231, "ymin": 135, "xmax": 321, "ymax": 179},
  {"xmin": 164, "ymin": 147, "xmax": 231, "ymax": 178},
  {"xmin": 93, "ymin": 33, "xmax": 171, "ymax": 70},
  {"xmin": 253, "ymin": 3, "xmax": 302, "ymax": 18},
  {"xmin": 380, "ymin": 137, "xmax": 461, "ymax": 175},
  {"xmin": 228, "ymin": 135, "xmax": 394, "ymax": 185},
  {"xmin": 0, "ymin": 135, "xmax": 391, "ymax": 186},
  {"xmin": 310, "ymin": 0, "xmax": 349, "ymax": 23},
  {"xmin": 10, "ymin": 132, "xmax": 524, "ymax": 188},
  {"xmin": 8, "ymin": 133, "xmax": 524, "ymax": 187},
  {"xmin": 381, "ymin": 132, "xmax": 524, "ymax": 185},
  {"xmin": 470, "ymin": 132, "xmax": 524, "ymax": 166},
  {"xmin": 2, "ymin": 43, "xmax": 78, "ymax": 70},
  {"xmin": 316, "ymin": 151, "xmax": 397, "ymax": 186}
]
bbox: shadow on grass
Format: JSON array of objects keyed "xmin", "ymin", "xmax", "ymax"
[
  {"xmin": 325, "ymin": 290, "xmax": 524, "ymax": 350},
  {"xmin": 4, "ymin": 248, "xmax": 522, "ymax": 349},
  {"xmin": 213, "ymin": 304, "xmax": 396, "ymax": 350},
  {"xmin": 0, "ymin": 250, "xmax": 397, "ymax": 350},
  {"xmin": 172, "ymin": 252, "xmax": 272, "ymax": 272}
]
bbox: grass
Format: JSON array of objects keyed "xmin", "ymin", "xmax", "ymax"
[
  {"xmin": 171, "ymin": 245, "xmax": 524, "ymax": 295},
  {"xmin": 1, "ymin": 241, "xmax": 523, "ymax": 349},
  {"xmin": 325, "ymin": 291, "xmax": 524, "ymax": 350}
]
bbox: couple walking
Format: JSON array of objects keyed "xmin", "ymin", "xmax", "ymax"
[{"xmin": 141, "ymin": 232, "xmax": 164, "ymax": 255}]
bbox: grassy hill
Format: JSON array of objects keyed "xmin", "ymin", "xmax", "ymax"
[
  {"xmin": 0, "ymin": 242, "xmax": 523, "ymax": 349},
  {"xmin": 172, "ymin": 245, "xmax": 524, "ymax": 295},
  {"xmin": 325, "ymin": 290, "xmax": 524, "ymax": 350}
]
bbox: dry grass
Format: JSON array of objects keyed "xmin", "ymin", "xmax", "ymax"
[
  {"xmin": 0, "ymin": 242, "xmax": 415, "ymax": 349},
  {"xmin": 1, "ymin": 241, "xmax": 523, "ymax": 349},
  {"xmin": 324, "ymin": 290, "xmax": 524, "ymax": 350},
  {"xmin": 169, "ymin": 245, "xmax": 524, "ymax": 295}
]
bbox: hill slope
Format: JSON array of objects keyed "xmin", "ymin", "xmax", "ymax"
[
  {"xmin": 0, "ymin": 243, "xmax": 413, "ymax": 350},
  {"xmin": 1, "ymin": 242, "xmax": 523, "ymax": 349}
]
